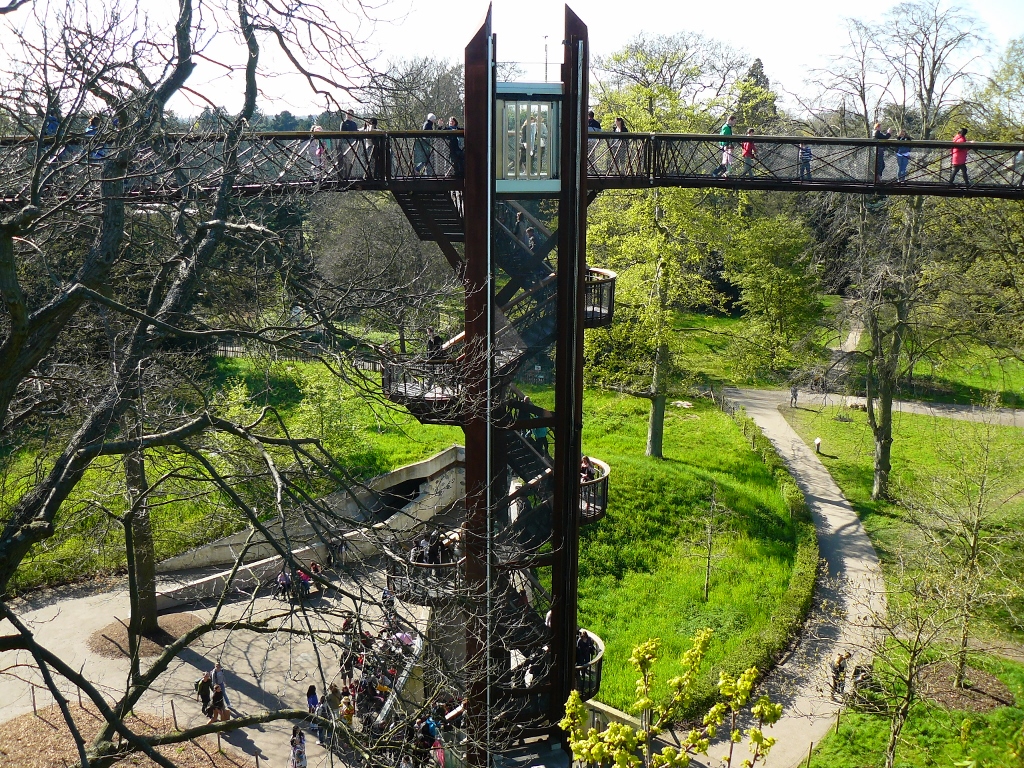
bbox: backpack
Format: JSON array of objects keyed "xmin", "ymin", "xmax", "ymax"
[{"xmin": 193, "ymin": 678, "xmax": 201, "ymax": 694}]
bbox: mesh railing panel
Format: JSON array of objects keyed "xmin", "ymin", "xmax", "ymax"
[
  {"xmin": 585, "ymin": 133, "xmax": 1024, "ymax": 194},
  {"xmin": 0, "ymin": 130, "xmax": 463, "ymax": 205}
]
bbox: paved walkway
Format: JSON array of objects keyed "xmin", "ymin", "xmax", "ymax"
[
  {"xmin": 696, "ymin": 388, "xmax": 886, "ymax": 768},
  {"xmin": 800, "ymin": 391, "xmax": 1023, "ymax": 428},
  {"xmin": 0, "ymin": 575, "xmax": 411, "ymax": 768}
]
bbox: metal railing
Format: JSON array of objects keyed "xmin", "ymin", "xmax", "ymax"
[
  {"xmin": 385, "ymin": 554, "xmax": 464, "ymax": 605},
  {"xmin": 0, "ymin": 129, "xmax": 465, "ymax": 206},
  {"xmin": 580, "ymin": 458, "xmax": 610, "ymax": 524},
  {"xmin": 586, "ymin": 133, "xmax": 1024, "ymax": 198},
  {"xmin": 575, "ymin": 628, "xmax": 605, "ymax": 701},
  {"xmin": 380, "ymin": 355, "xmax": 463, "ymax": 425},
  {"xmin": 583, "ymin": 268, "xmax": 617, "ymax": 328}
]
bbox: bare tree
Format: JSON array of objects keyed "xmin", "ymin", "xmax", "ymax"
[
  {"xmin": 903, "ymin": 413, "xmax": 1023, "ymax": 688},
  {"xmin": 0, "ymin": 0, "xmax": 503, "ymax": 764},
  {"xmin": 806, "ymin": 0, "xmax": 987, "ymax": 499}
]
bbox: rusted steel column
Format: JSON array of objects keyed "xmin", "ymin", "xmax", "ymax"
[
  {"xmin": 549, "ymin": 5, "xmax": 589, "ymax": 730},
  {"xmin": 463, "ymin": 7, "xmax": 494, "ymax": 766}
]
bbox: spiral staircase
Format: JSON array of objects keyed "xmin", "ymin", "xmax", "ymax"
[{"xmin": 379, "ymin": 195, "xmax": 613, "ymax": 742}]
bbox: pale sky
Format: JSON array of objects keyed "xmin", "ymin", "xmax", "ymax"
[
  {"xmin": 4, "ymin": 0, "xmax": 1021, "ymax": 118},
  {"xmin": 251, "ymin": 0, "xmax": 1024, "ymax": 117}
]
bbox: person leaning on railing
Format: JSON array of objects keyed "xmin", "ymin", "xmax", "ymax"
[{"xmin": 895, "ymin": 129, "xmax": 912, "ymax": 183}]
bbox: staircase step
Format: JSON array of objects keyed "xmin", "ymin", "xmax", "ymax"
[{"xmin": 392, "ymin": 191, "xmax": 464, "ymax": 242}]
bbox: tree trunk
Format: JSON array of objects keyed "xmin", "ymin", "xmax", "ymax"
[
  {"xmin": 703, "ymin": 518, "xmax": 712, "ymax": 602},
  {"xmin": 646, "ymin": 393, "xmax": 666, "ymax": 458},
  {"xmin": 125, "ymin": 449, "xmax": 158, "ymax": 636},
  {"xmin": 885, "ymin": 702, "xmax": 909, "ymax": 768}
]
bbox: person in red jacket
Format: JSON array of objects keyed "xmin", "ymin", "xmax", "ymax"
[
  {"xmin": 741, "ymin": 128, "xmax": 757, "ymax": 178},
  {"xmin": 950, "ymin": 127, "xmax": 970, "ymax": 185}
]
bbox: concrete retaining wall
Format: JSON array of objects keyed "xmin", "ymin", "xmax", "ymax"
[
  {"xmin": 157, "ymin": 445, "xmax": 464, "ymax": 573},
  {"xmin": 154, "ymin": 446, "xmax": 465, "ymax": 608}
]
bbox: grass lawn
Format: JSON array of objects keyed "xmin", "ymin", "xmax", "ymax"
[
  {"xmin": 575, "ymin": 391, "xmax": 804, "ymax": 714},
  {"xmin": 812, "ymin": 654, "xmax": 1024, "ymax": 768},
  {"xmin": 783, "ymin": 404, "xmax": 1024, "ymax": 642},
  {"xmin": 904, "ymin": 349, "xmax": 1024, "ymax": 408},
  {"xmin": 7, "ymin": 358, "xmax": 462, "ymax": 592}
]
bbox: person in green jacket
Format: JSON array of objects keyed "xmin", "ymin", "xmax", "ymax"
[{"xmin": 713, "ymin": 114, "xmax": 737, "ymax": 177}]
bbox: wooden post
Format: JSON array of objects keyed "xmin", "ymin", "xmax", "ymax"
[
  {"xmin": 255, "ymin": 753, "xmax": 260, "ymax": 768},
  {"xmin": 805, "ymin": 741, "xmax": 813, "ymax": 767},
  {"xmin": 171, "ymin": 699, "xmax": 178, "ymax": 730},
  {"xmin": 835, "ymin": 709, "xmax": 840, "ymax": 734},
  {"xmin": 31, "ymin": 686, "xmax": 37, "ymax": 716},
  {"xmin": 217, "ymin": 732, "xmax": 221, "ymax": 752}
]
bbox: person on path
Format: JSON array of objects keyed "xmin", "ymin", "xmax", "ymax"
[
  {"xmin": 530, "ymin": 424, "xmax": 549, "ymax": 456},
  {"xmin": 210, "ymin": 662, "xmax": 231, "ymax": 709},
  {"xmin": 340, "ymin": 646, "xmax": 357, "ymax": 688},
  {"xmin": 741, "ymin": 128, "xmax": 757, "ymax": 178},
  {"xmin": 289, "ymin": 725, "xmax": 307, "ymax": 768},
  {"xmin": 306, "ymin": 684, "xmax": 319, "ymax": 714},
  {"xmin": 612, "ymin": 116, "xmax": 629, "ymax": 172},
  {"xmin": 798, "ymin": 141, "xmax": 813, "ymax": 180},
  {"xmin": 340, "ymin": 695, "xmax": 355, "ymax": 726},
  {"xmin": 445, "ymin": 117, "xmax": 465, "ymax": 177},
  {"xmin": 789, "ymin": 384, "xmax": 798, "ymax": 408},
  {"xmin": 950, "ymin": 127, "xmax": 970, "ymax": 185},
  {"xmin": 207, "ymin": 684, "xmax": 230, "ymax": 723},
  {"xmin": 196, "ymin": 671, "xmax": 213, "ymax": 715},
  {"xmin": 575, "ymin": 629, "xmax": 596, "ymax": 666},
  {"xmin": 713, "ymin": 114, "xmax": 737, "ymax": 177},
  {"xmin": 425, "ymin": 327, "xmax": 443, "ymax": 359},
  {"xmin": 361, "ymin": 116, "xmax": 381, "ymax": 179},
  {"xmin": 587, "ymin": 109, "xmax": 603, "ymax": 173},
  {"xmin": 895, "ymin": 129, "xmax": 912, "ymax": 183},
  {"xmin": 830, "ymin": 651, "xmax": 852, "ymax": 697},
  {"xmin": 872, "ymin": 122, "xmax": 891, "ymax": 180}
]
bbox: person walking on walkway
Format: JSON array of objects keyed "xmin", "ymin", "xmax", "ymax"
[
  {"xmin": 741, "ymin": 129, "xmax": 757, "ymax": 178},
  {"xmin": 713, "ymin": 115, "xmax": 737, "ymax": 177},
  {"xmin": 210, "ymin": 661, "xmax": 231, "ymax": 710},
  {"xmin": 207, "ymin": 684, "xmax": 230, "ymax": 723},
  {"xmin": 895, "ymin": 129, "xmax": 912, "ymax": 183},
  {"xmin": 196, "ymin": 671, "xmax": 212, "ymax": 716},
  {"xmin": 340, "ymin": 110, "xmax": 359, "ymax": 178},
  {"xmin": 289, "ymin": 725, "xmax": 307, "ymax": 768},
  {"xmin": 830, "ymin": 651, "xmax": 851, "ymax": 697},
  {"xmin": 950, "ymin": 127, "xmax": 970, "ymax": 185},
  {"xmin": 789, "ymin": 384, "xmax": 798, "ymax": 408},
  {"xmin": 415, "ymin": 113, "xmax": 437, "ymax": 175},
  {"xmin": 872, "ymin": 122, "xmax": 891, "ymax": 181},
  {"xmin": 798, "ymin": 141, "xmax": 813, "ymax": 180}
]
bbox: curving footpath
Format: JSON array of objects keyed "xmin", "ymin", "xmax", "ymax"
[{"xmin": 693, "ymin": 388, "xmax": 886, "ymax": 768}]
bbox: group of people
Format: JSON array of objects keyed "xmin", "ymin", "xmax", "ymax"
[
  {"xmin": 273, "ymin": 561, "xmax": 323, "ymax": 600},
  {"xmin": 194, "ymin": 661, "xmax": 232, "ymax": 724}
]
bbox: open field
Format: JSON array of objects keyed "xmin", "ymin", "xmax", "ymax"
[
  {"xmin": 573, "ymin": 392, "xmax": 807, "ymax": 713},
  {"xmin": 784, "ymin": 403, "xmax": 1024, "ymax": 642}
]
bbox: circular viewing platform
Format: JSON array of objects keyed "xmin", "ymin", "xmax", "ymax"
[
  {"xmin": 386, "ymin": 553, "xmax": 463, "ymax": 606},
  {"xmin": 575, "ymin": 628, "xmax": 605, "ymax": 701},
  {"xmin": 583, "ymin": 267, "xmax": 617, "ymax": 328},
  {"xmin": 580, "ymin": 457, "xmax": 610, "ymax": 524},
  {"xmin": 380, "ymin": 355, "xmax": 463, "ymax": 425}
]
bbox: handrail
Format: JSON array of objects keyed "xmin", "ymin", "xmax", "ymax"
[
  {"xmin": 580, "ymin": 457, "xmax": 610, "ymax": 524},
  {"xmin": 585, "ymin": 267, "xmax": 616, "ymax": 283},
  {"xmin": 590, "ymin": 131, "xmax": 1024, "ymax": 151}
]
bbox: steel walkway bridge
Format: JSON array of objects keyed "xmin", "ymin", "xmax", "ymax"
[{"xmin": 3, "ymin": 130, "xmax": 1024, "ymax": 211}]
